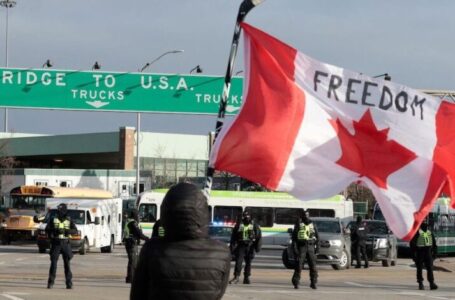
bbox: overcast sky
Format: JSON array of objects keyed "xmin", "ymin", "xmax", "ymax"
[{"xmin": 1, "ymin": 0, "xmax": 454, "ymax": 135}]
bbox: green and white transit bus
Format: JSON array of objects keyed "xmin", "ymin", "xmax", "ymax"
[
  {"xmin": 373, "ymin": 197, "xmax": 455, "ymax": 255},
  {"xmin": 136, "ymin": 189, "xmax": 354, "ymax": 246}
]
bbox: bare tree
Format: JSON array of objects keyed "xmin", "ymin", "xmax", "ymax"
[
  {"xmin": 345, "ymin": 182, "xmax": 376, "ymax": 217},
  {"xmin": 0, "ymin": 140, "xmax": 17, "ymax": 222}
]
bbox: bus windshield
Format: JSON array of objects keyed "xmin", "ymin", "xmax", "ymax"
[{"xmin": 10, "ymin": 196, "xmax": 46, "ymax": 214}]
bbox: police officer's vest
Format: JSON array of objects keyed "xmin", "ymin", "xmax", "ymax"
[
  {"xmin": 417, "ymin": 229, "xmax": 433, "ymax": 247},
  {"xmin": 238, "ymin": 223, "xmax": 255, "ymax": 242},
  {"xmin": 53, "ymin": 218, "xmax": 70, "ymax": 239},
  {"xmin": 123, "ymin": 218, "xmax": 135, "ymax": 239},
  {"xmin": 297, "ymin": 223, "xmax": 316, "ymax": 241},
  {"xmin": 158, "ymin": 226, "xmax": 165, "ymax": 238},
  {"xmin": 357, "ymin": 224, "xmax": 367, "ymax": 240}
]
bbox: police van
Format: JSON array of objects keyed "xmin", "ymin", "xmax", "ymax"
[{"xmin": 35, "ymin": 187, "xmax": 123, "ymax": 254}]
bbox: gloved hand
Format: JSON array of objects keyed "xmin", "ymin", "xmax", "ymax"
[{"xmin": 315, "ymin": 245, "xmax": 320, "ymax": 255}]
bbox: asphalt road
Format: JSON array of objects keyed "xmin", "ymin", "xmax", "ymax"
[{"xmin": 0, "ymin": 243, "xmax": 454, "ymax": 300}]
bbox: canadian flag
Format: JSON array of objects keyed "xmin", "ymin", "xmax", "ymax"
[{"xmin": 209, "ymin": 23, "xmax": 455, "ymax": 240}]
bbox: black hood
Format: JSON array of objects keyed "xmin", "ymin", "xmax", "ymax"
[{"xmin": 161, "ymin": 183, "xmax": 209, "ymax": 241}]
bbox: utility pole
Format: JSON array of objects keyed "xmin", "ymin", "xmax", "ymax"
[{"xmin": 1, "ymin": 0, "xmax": 17, "ymax": 132}]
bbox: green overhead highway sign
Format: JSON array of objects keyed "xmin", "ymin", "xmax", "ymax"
[{"xmin": 0, "ymin": 68, "xmax": 243, "ymax": 114}]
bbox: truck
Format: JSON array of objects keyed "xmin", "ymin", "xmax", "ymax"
[{"xmin": 36, "ymin": 195, "xmax": 123, "ymax": 255}]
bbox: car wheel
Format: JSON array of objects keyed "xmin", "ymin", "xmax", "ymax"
[
  {"xmin": 332, "ymin": 249, "xmax": 349, "ymax": 270},
  {"xmin": 106, "ymin": 236, "xmax": 114, "ymax": 253},
  {"xmin": 282, "ymin": 249, "xmax": 296, "ymax": 269},
  {"xmin": 79, "ymin": 238, "xmax": 89, "ymax": 255}
]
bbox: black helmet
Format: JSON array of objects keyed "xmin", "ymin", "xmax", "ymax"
[
  {"xmin": 242, "ymin": 211, "xmax": 251, "ymax": 223},
  {"xmin": 420, "ymin": 220, "xmax": 429, "ymax": 231},
  {"xmin": 129, "ymin": 209, "xmax": 139, "ymax": 221},
  {"xmin": 356, "ymin": 215, "xmax": 363, "ymax": 223},
  {"xmin": 57, "ymin": 203, "xmax": 67, "ymax": 218}
]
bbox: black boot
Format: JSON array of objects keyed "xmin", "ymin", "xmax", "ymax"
[
  {"xmin": 243, "ymin": 277, "xmax": 250, "ymax": 284},
  {"xmin": 310, "ymin": 282, "xmax": 317, "ymax": 289},
  {"xmin": 66, "ymin": 283, "xmax": 73, "ymax": 289},
  {"xmin": 418, "ymin": 282, "xmax": 424, "ymax": 290},
  {"xmin": 47, "ymin": 282, "xmax": 53, "ymax": 289},
  {"xmin": 430, "ymin": 282, "xmax": 438, "ymax": 290},
  {"xmin": 229, "ymin": 276, "xmax": 240, "ymax": 284},
  {"xmin": 292, "ymin": 277, "xmax": 299, "ymax": 289}
]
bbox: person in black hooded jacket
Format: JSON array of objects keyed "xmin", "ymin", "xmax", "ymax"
[{"xmin": 130, "ymin": 182, "xmax": 231, "ymax": 300}]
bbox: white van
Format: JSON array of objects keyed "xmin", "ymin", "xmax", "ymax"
[{"xmin": 36, "ymin": 191, "xmax": 123, "ymax": 255}]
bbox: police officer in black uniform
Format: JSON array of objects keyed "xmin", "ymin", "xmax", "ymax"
[
  {"xmin": 410, "ymin": 221, "xmax": 438, "ymax": 290},
  {"xmin": 152, "ymin": 219, "xmax": 165, "ymax": 238},
  {"xmin": 46, "ymin": 203, "xmax": 77, "ymax": 289},
  {"xmin": 351, "ymin": 215, "xmax": 369, "ymax": 268},
  {"xmin": 229, "ymin": 211, "xmax": 262, "ymax": 284},
  {"xmin": 123, "ymin": 209, "xmax": 149, "ymax": 283},
  {"xmin": 292, "ymin": 210, "xmax": 319, "ymax": 289}
]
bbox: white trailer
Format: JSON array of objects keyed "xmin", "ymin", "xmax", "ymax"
[{"xmin": 37, "ymin": 192, "xmax": 122, "ymax": 255}]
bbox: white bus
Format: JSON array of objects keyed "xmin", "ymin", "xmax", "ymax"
[{"xmin": 136, "ymin": 190, "xmax": 354, "ymax": 246}]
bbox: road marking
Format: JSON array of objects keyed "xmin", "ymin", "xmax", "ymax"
[
  {"xmin": 14, "ymin": 258, "xmax": 25, "ymax": 262},
  {"xmin": 344, "ymin": 281, "xmax": 397, "ymax": 289},
  {"xmin": 1, "ymin": 293, "xmax": 28, "ymax": 300},
  {"xmin": 256, "ymin": 255, "xmax": 281, "ymax": 259},
  {"xmin": 427, "ymin": 296, "xmax": 455, "ymax": 300}
]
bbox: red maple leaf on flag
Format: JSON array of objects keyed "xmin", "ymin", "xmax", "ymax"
[{"xmin": 331, "ymin": 109, "xmax": 417, "ymax": 189}]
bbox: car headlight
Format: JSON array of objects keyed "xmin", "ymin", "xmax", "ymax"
[
  {"xmin": 376, "ymin": 238, "xmax": 388, "ymax": 249},
  {"xmin": 329, "ymin": 240, "xmax": 342, "ymax": 247}
]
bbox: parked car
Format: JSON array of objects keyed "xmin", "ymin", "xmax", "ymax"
[
  {"xmin": 282, "ymin": 217, "xmax": 351, "ymax": 270},
  {"xmin": 208, "ymin": 223, "xmax": 235, "ymax": 261},
  {"xmin": 208, "ymin": 223, "xmax": 234, "ymax": 245},
  {"xmin": 348, "ymin": 219, "xmax": 397, "ymax": 267}
]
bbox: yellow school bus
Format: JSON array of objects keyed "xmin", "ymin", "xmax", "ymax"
[{"xmin": 0, "ymin": 185, "xmax": 112, "ymax": 244}]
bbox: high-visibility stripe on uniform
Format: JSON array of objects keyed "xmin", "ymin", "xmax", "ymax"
[
  {"xmin": 298, "ymin": 223, "xmax": 315, "ymax": 241},
  {"xmin": 53, "ymin": 218, "xmax": 70, "ymax": 239},
  {"xmin": 239, "ymin": 224, "xmax": 254, "ymax": 241},
  {"xmin": 123, "ymin": 218, "xmax": 135, "ymax": 239},
  {"xmin": 417, "ymin": 229, "xmax": 433, "ymax": 247},
  {"xmin": 158, "ymin": 226, "xmax": 165, "ymax": 237}
]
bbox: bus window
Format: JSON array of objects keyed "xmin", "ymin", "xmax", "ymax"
[
  {"xmin": 307, "ymin": 209, "xmax": 335, "ymax": 218},
  {"xmin": 245, "ymin": 207, "xmax": 273, "ymax": 227},
  {"xmin": 138, "ymin": 204, "xmax": 157, "ymax": 223},
  {"xmin": 213, "ymin": 206, "xmax": 242, "ymax": 223},
  {"xmin": 275, "ymin": 208, "xmax": 303, "ymax": 225}
]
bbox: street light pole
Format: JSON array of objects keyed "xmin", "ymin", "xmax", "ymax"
[
  {"xmin": 136, "ymin": 49, "xmax": 184, "ymax": 196},
  {"xmin": 1, "ymin": 0, "xmax": 16, "ymax": 133}
]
